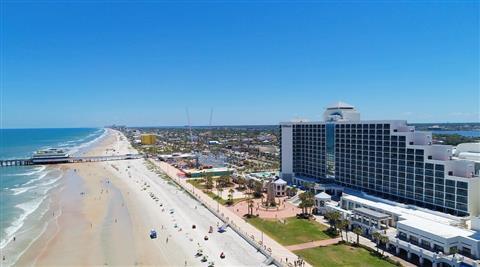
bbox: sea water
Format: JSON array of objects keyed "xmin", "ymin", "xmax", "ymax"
[{"xmin": 0, "ymin": 128, "xmax": 106, "ymax": 265}]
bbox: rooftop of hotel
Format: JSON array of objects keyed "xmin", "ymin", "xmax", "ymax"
[
  {"xmin": 326, "ymin": 101, "xmax": 355, "ymax": 110},
  {"xmin": 280, "ymin": 119, "xmax": 408, "ymax": 125},
  {"xmin": 399, "ymin": 217, "xmax": 480, "ymax": 240},
  {"xmin": 342, "ymin": 191, "xmax": 460, "ymax": 226},
  {"xmin": 342, "ymin": 191, "xmax": 480, "ymax": 240}
]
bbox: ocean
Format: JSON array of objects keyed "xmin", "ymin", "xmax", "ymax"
[{"xmin": 0, "ymin": 128, "xmax": 106, "ymax": 265}]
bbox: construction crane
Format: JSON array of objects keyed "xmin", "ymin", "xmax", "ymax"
[
  {"xmin": 209, "ymin": 108, "xmax": 213, "ymax": 127},
  {"xmin": 186, "ymin": 108, "xmax": 194, "ymax": 144},
  {"xmin": 186, "ymin": 108, "xmax": 200, "ymax": 169}
]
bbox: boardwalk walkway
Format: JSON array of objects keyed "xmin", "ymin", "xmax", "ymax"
[{"xmin": 152, "ymin": 160, "xmax": 310, "ymax": 267}]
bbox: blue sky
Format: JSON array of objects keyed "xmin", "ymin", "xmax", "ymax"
[{"xmin": 2, "ymin": 1, "xmax": 479, "ymax": 128}]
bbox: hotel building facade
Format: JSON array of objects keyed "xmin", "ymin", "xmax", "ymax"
[{"xmin": 280, "ymin": 102, "xmax": 478, "ymax": 217}]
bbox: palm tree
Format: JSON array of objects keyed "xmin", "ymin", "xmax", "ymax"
[
  {"xmin": 379, "ymin": 235, "xmax": 389, "ymax": 256},
  {"xmin": 337, "ymin": 220, "xmax": 347, "ymax": 242},
  {"xmin": 217, "ymin": 175, "xmax": 225, "ymax": 188},
  {"xmin": 353, "ymin": 227, "xmax": 363, "ymax": 245},
  {"xmin": 247, "ymin": 199, "xmax": 255, "ymax": 217},
  {"xmin": 247, "ymin": 180, "xmax": 255, "ymax": 195},
  {"xmin": 324, "ymin": 211, "xmax": 341, "ymax": 232},
  {"xmin": 205, "ymin": 174, "xmax": 214, "ymax": 191},
  {"xmin": 340, "ymin": 219, "xmax": 350, "ymax": 242},
  {"xmin": 219, "ymin": 175, "xmax": 231, "ymax": 188},
  {"xmin": 253, "ymin": 181, "xmax": 263, "ymax": 198},
  {"xmin": 217, "ymin": 187, "xmax": 224, "ymax": 198},
  {"xmin": 372, "ymin": 232, "xmax": 381, "ymax": 253},
  {"xmin": 227, "ymin": 188, "xmax": 235, "ymax": 205},
  {"xmin": 237, "ymin": 177, "xmax": 246, "ymax": 190},
  {"xmin": 299, "ymin": 191, "xmax": 315, "ymax": 215}
]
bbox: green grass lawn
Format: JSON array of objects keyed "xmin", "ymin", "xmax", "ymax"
[
  {"xmin": 294, "ymin": 244, "xmax": 396, "ymax": 267},
  {"xmin": 205, "ymin": 191, "xmax": 228, "ymax": 205},
  {"xmin": 247, "ymin": 217, "xmax": 334, "ymax": 245},
  {"xmin": 187, "ymin": 179, "xmax": 246, "ymax": 206},
  {"xmin": 204, "ymin": 191, "xmax": 247, "ymax": 206},
  {"xmin": 186, "ymin": 178, "xmax": 207, "ymax": 190}
]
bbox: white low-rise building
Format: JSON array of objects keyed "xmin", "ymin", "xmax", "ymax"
[
  {"xmin": 396, "ymin": 217, "xmax": 480, "ymax": 258},
  {"xmin": 335, "ymin": 192, "xmax": 480, "ymax": 266},
  {"xmin": 273, "ymin": 178, "xmax": 287, "ymax": 196},
  {"xmin": 314, "ymin": 192, "xmax": 331, "ymax": 214}
]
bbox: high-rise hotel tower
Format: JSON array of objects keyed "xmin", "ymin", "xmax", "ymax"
[{"xmin": 280, "ymin": 102, "xmax": 478, "ymax": 217}]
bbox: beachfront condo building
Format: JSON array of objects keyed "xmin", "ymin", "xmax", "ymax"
[{"xmin": 280, "ymin": 102, "xmax": 478, "ymax": 217}]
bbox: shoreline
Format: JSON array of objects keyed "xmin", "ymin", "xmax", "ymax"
[
  {"xmin": 0, "ymin": 165, "xmax": 65, "ymax": 266},
  {"xmin": 13, "ymin": 129, "xmax": 267, "ymax": 266},
  {"xmin": 1, "ymin": 128, "xmax": 108, "ymax": 266},
  {"xmin": 14, "ymin": 129, "xmax": 147, "ymax": 266}
]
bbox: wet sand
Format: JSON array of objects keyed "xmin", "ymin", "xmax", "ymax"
[{"xmin": 15, "ymin": 129, "xmax": 267, "ymax": 266}]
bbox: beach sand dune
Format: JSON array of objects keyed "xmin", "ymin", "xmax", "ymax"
[{"xmin": 15, "ymin": 129, "xmax": 267, "ymax": 266}]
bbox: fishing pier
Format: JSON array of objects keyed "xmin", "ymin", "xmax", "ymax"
[{"xmin": 0, "ymin": 154, "xmax": 143, "ymax": 167}]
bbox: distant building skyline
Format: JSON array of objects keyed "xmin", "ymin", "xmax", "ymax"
[{"xmin": 2, "ymin": 2, "xmax": 478, "ymax": 128}]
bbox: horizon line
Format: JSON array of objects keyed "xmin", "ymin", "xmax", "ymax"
[{"xmin": 2, "ymin": 121, "xmax": 480, "ymax": 130}]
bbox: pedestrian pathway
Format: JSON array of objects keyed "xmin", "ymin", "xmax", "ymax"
[
  {"xmin": 153, "ymin": 160, "xmax": 310, "ymax": 267},
  {"xmin": 285, "ymin": 237, "xmax": 341, "ymax": 251}
]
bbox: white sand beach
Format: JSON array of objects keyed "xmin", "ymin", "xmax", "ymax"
[{"xmin": 15, "ymin": 129, "xmax": 268, "ymax": 266}]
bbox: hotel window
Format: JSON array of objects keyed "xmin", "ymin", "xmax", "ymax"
[
  {"xmin": 462, "ymin": 247, "xmax": 471, "ymax": 257},
  {"xmin": 445, "ymin": 200, "xmax": 455, "ymax": 208},
  {"xmin": 421, "ymin": 239, "xmax": 431, "ymax": 249},
  {"xmin": 457, "ymin": 188, "xmax": 468, "ymax": 196},
  {"xmin": 457, "ymin": 203, "xmax": 468, "ymax": 212},
  {"xmin": 409, "ymin": 235, "xmax": 419, "ymax": 245},
  {"xmin": 457, "ymin": 181, "xmax": 468, "ymax": 189},
  {"xmin": 435, "ymin": 164, "xmax": 445, "ymax": 171},
  {"xmin": 446, "ymin": 180, "xmax": 455, "ymax": 187},
  {"xmin": 433, "ymin": 244, "xmax": 443, "ymax": 253},
  {"xmin": 457, "ymin": 196, "xmax": 467, "ymax": 204}
]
